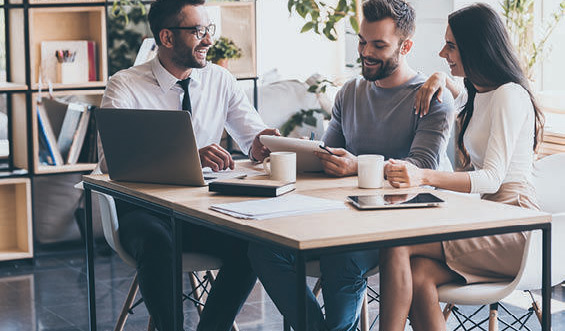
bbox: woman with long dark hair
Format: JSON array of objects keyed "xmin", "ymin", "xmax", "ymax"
[{"xmin": 378, "ymin": 3, "xmax": 544, "ymax": 330}]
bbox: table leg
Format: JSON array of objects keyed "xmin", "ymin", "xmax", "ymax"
[
  {"xmin": 85, "ymin": 188, "xmax": 97, "ymax": 331},
  {"xmin": 296, "ymin": 252, "xmax": 307, "ymax": 331},
  {"xmin": 542, "ymin": 225, "xmax": 551, "ymax": 330},
  {"xmin": 172, "ymin": 214, "xmax": 183, "ymax": 331}
]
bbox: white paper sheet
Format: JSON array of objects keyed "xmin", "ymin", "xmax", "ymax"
[{"xmin": 210, "ymin": 194, "xmax": 347, "ymax": 220}]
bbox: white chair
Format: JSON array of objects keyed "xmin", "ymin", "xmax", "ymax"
[
  {"xmin": 95, "ymin": 191, "xmax": 238, "ymax": 331},
  {"xmin": 307, "ymin": 261, "xmax": 380, "ymax": 331},
  {"xmin": 438, "ymin": 153, "xmax": 565, "ymax": 330}
]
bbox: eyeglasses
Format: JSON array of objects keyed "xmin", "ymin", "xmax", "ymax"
[{"xmin": 166, "ymin": 23, "xmax": 216, "ymax": 40}]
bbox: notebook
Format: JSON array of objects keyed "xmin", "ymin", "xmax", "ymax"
[
  {"xmin": 209, "ymin": 178, "xmax": 296, "ymax": 197},
  {"xmin": 95, "ymin": 108, "xmax": 245, "ymax": 186}
]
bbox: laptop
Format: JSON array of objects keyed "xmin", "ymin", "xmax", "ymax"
[{"xmin": 95, "ymin": 108, "xmax": 245, "ymax": 186}]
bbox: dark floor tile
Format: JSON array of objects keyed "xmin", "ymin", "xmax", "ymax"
[{"xmin": 1, "ymin": 250, "xmax": 564, "ymax": 331}]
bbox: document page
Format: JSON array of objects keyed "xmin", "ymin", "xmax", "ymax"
[{"xmin": 210, "ymin": 194, "xmax": 347, "ymax": 220}]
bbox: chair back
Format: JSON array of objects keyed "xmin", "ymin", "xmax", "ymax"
[
  {"xmin": 517, "ymin": 153, "xmax": 565, "ymax": 290},
  {"xmin": 94, "ymin": 191, "xmax": 137, "ymax": 267},
  {"xmin": 532, "ymin": 153, "xmax": 565, "ymax": 213}
]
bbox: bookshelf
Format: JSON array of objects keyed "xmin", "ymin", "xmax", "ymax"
[
  {"xmin": 0, "ymin": 0, "xmax": 107, "ymax": 261},
  {"xmin": 207, "ymin": 1, "xmax": 256, "ymax": 79},
  {"xmin": 0, "ymin": 0, "xmax": 258, "ymax": 261},
  {"xmin": 29, "ymin": 90, "xmax": 102, "ymax": 174},
  {"xmin": 0, "ymin": 177, "xmax": 32, "ymax": 262},
  {"xmin": 8, "ymin": 5, "xmax": 107, "ymax": 90}
]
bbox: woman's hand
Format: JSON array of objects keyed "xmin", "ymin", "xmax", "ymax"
[
  {"xmin": 385, "ymin": 159, "xmax": 425, "ymax": 188},
  {"xmin": 414, "ymin": 72, "xmax": 448, "ymax": 117}
]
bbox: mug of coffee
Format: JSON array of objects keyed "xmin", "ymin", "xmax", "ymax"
[
  {"xmin": 263, "ymin": 152, "xmax": 296, "ymax": 183},
  {"xmin": 357, "ymin": 154, "xmax": 384, "ymax": 189}
]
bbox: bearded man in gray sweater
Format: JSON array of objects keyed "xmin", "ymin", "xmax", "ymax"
[{"xmin": 248, "ymin": 1, "xmax": 454, "ymax": 330}]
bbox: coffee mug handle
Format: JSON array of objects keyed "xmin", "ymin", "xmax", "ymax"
[{"xmin": 263, "ymin": 157, "xmax": 271, "ymax": 175}]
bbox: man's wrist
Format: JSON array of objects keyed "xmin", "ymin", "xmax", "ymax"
[{"xmin": 249, "ymin": 147, "xmax": 259, "ymax": 162}]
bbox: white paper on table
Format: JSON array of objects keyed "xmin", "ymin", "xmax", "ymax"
[{"xmin": 210, "ymin": 194, "xmax": 347, "ymax": 220}]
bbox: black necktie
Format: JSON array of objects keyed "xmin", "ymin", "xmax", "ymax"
[{"xmin": 177, "ymin": 78, "xmax": 192, "ymax": 113}]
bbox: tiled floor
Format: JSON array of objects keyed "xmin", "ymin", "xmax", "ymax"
[{"xmin": 1, "ymin": 246, "xmax": 564, "ymax": 331}]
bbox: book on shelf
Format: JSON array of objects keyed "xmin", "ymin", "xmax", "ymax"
[
  {"xmin": 57, "ymin": 102, "xmax": 85, "ymax": 160},
  {"xmin": 40, "ymin": 40, "xmax": 96, "ymax": 84},
  {"xmin": 87, "ymin": 41, "xmax": 98, "ymax": 81},
  {"xmin": 66, "ymin": 105, "xmax": 93, "ymax": 164},
  {"xmin": 209, "ymin": 178, "xmax": 296, "ymax": 197},
  {"xmin": 37, "ymin": 97, "xmax": 96, "ymax": 166},
  {"xmin": 36, "ymin": 101, "xmax": 64, "ymax": 166},
  {"xmin": 76, "ymin": 112, "xmax": 98, "ymax": 164}
]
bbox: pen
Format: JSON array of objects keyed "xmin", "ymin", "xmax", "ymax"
[
  {"xmin": 319, "ymin": 144, "xmax": 336, "ymax": 156},
  {"xmin": 310, "ymin": 131, "xmax": 315, "ymax": 140}
]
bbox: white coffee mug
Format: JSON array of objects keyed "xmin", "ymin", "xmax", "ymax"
[
  {"xmin": 357, "ymin": 154, "xmax": 384, "ymax": 189},
  {"xmin": 263, "ymin": 152, "xmax": 296, "ymax": 183}
]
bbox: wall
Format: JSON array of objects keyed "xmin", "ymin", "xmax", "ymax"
[
  {"xmin": 540, "ymin": 0, "xmax": 565, "ymax": 92},
  {"xmin": 255, "ymin": 0, "xmax": 346, "ymax": 81}
]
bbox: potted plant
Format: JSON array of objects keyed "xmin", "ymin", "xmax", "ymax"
[
  {"xmin": 502, "ymin": 0, "xmax": 565, "ymax": 80},
  {"xmin": 206, "ymin": 37, "xmax": 242, "ymax": 68},
  {"xmin": 279, "ymin": 78, "xmax": 334, "ymax": 137}
]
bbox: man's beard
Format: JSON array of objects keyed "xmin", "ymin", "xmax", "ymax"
[
  {"xmin": 361, "ymin": 46, "xmax": 400, "ymax": 81},
  {"xmin": 172, "ymin": 45, "xmax": 207, "ymax": 69}
]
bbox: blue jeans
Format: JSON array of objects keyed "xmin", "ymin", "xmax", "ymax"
[{"xmin": 248, "ymin": 243, "xmax": 379, "ymax": 331}]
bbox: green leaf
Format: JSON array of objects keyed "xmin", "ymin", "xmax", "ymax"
[
  {"xmin": 336, "ymin": 0, "xmax": 347, "ymax": 12},
  {"xmin": 350, "ymin": 16, "xmax": 359, "ymax": 33},
  {"xmin": 301, "ymin": 22, "xmax": 314, "ymax": 33},
  {"xmin": 305, "ymin": 115, "xmax": 317, "ymax": 127},
  {"xmin": 288, "ymin": 0, "xmax": 295, "ymax": 13},
  {"xmin": 296, "ymin": 4, "xmax": 308, "ymax": 18}
]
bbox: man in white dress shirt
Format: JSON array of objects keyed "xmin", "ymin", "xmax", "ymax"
[{"xmin": 97, "ymin": 0, "xmax": 277, "ymax": 330}]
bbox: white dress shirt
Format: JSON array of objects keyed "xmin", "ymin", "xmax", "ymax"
[
  {"xmin": 461, "ymin": 83, "xmax": 535, "ymax": 194},
  {"xmin": 97, "ymin": 56, "xmax": 266, "ymax": 172}
]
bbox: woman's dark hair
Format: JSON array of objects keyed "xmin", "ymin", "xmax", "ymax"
[
  {"xmin": 149, "ymin": 0, "xmax": 206, "ymax": 46},
  {"xmin": 448, "ymin": 3, "xmax": 544, "ymax": 168}
]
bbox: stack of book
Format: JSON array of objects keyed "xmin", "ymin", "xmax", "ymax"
[
  {"xmin": 37, "ymin": 97, "xmax": 96, "ymax": 166},
  {"xmin": 539, "ymin": 112, "xmax": 565, "ymax": 158}
]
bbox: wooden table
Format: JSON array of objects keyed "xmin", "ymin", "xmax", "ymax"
[{"xmin": 82, "ymin": 161, "xmax": 552, "ymax": 331}]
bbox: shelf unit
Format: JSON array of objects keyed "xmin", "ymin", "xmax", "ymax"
[
  {"xmin": 7, "ymin": 0, "xmax": 106, "ymax": 175},
  {"xmin": 0, "ymin": 0, "xmax": 257, "ymax": 261},
  {"xmin": 207, "ymin": 0, "xmax": 256, "ymax": 79},
  {"xmin": 0, "ymin": 177, "xmax": 32, "ymax": 262},
  {"xmin": 0, "ymin": 0, "xmax": 107, "ymax": 262}
]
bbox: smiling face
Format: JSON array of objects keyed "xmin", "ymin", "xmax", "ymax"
[
  {"xmin": 358, "ymin": 17, "xmax": 404, "ymax": 82},
  {"xmin": 439, "ymin": 25, "xmax": 465, "ymax": 77},
  {"xmin": 169, "ymin": 5, "xmax": 212, "ymax": 69}
]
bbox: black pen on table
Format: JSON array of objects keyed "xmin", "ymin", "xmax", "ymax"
[{"xmin": 319, "ymin": 144, "xmax": 337, "ymax": 156}]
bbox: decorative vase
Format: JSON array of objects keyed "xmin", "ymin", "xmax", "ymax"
[{"xmin": 216, "ymin": 58, "xmax": 229, "ymax": 68}]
